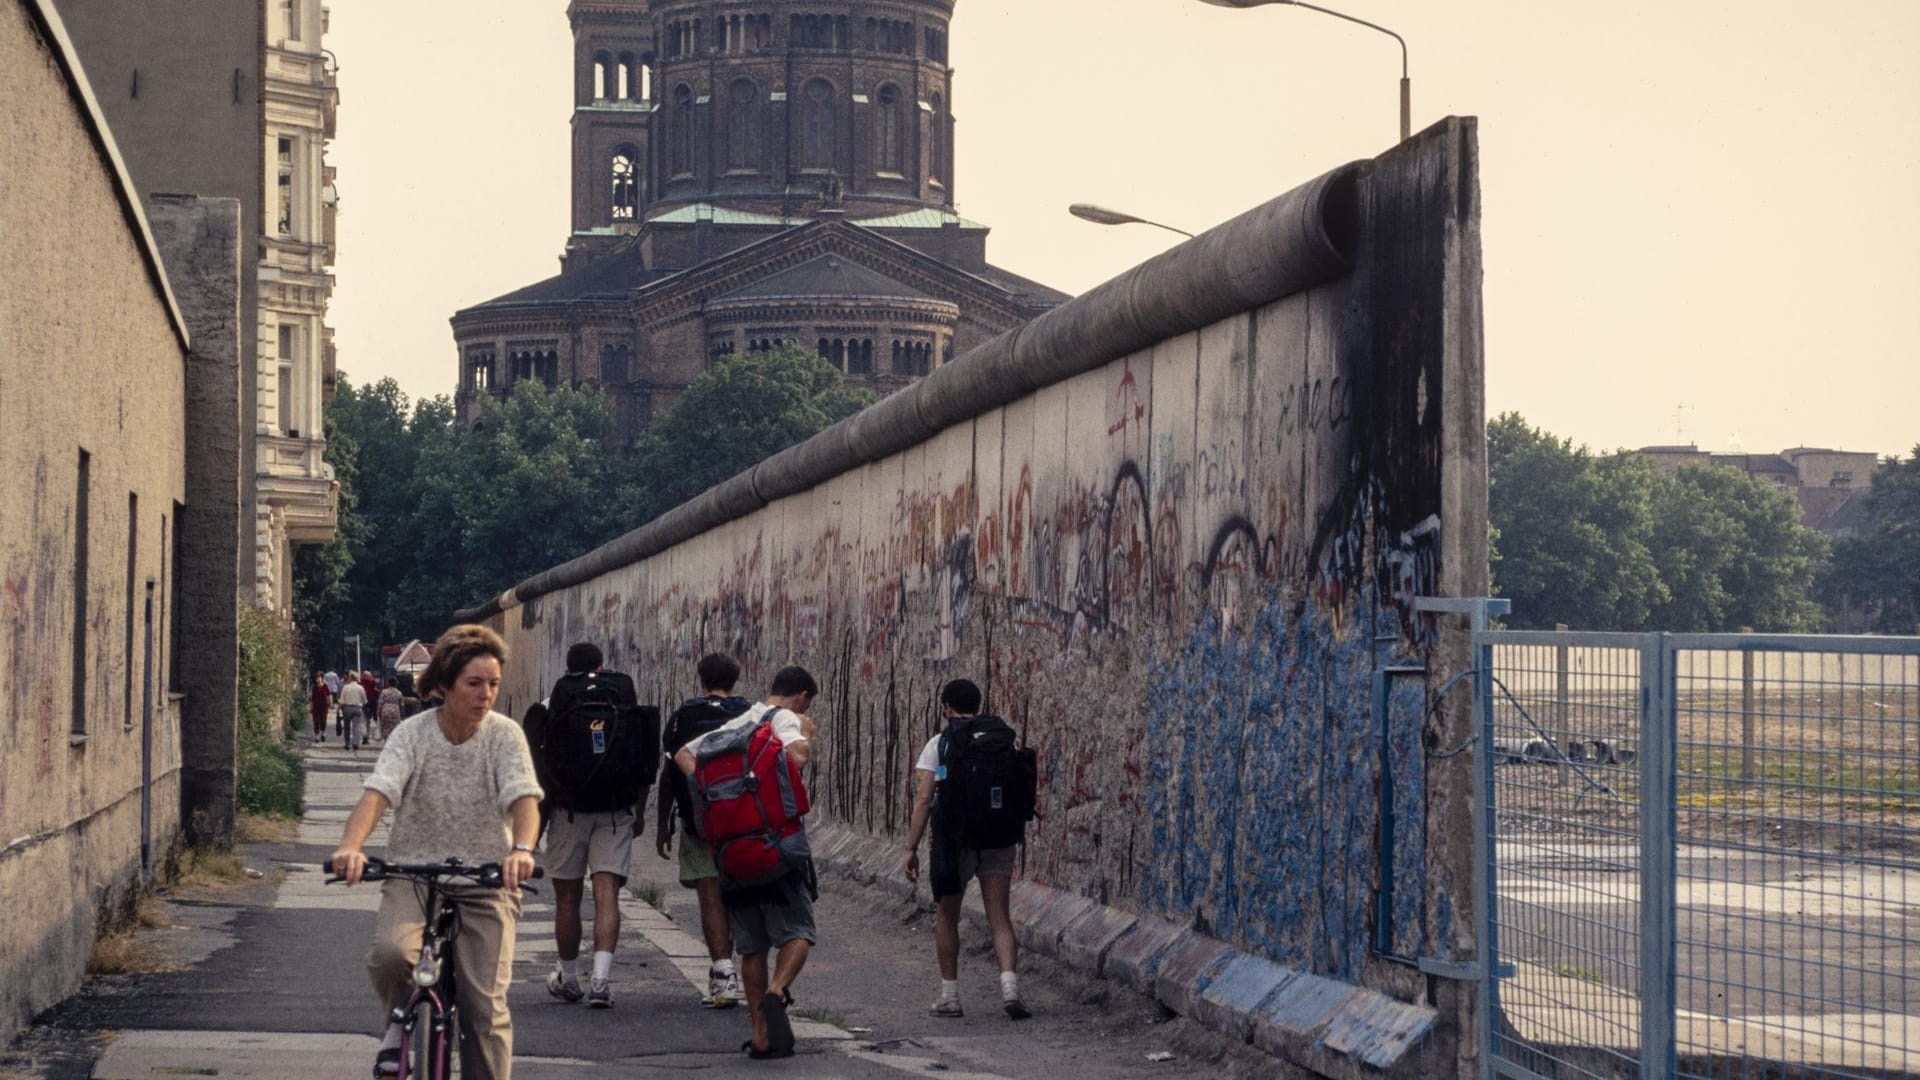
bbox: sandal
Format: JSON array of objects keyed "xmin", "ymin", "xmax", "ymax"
[
  {"xmin": 760, "ymin": 991, "xmax": 796, "ymax": 1055},
  {"xmin": 372, "ymin": 1047, "xmax": 401, "ymax": 1077},
  {"xmin": 741, "ymin": 1038, "xmax": 794, "ymax": 1060}
]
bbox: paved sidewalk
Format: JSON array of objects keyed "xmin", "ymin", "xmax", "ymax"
[{"xmin": 6, "ymin": 741, "xmax": 1288, "ymax": 1078}]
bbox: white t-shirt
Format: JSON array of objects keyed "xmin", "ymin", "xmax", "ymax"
[
  {"xmin": 914, "ymin": 734, "xmax": 943, "ymax": 774},
  {"xmin": 683, "ymin": 701, "xmax": 808, "ymax": 757}
]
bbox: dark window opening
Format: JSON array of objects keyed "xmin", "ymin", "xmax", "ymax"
[
  {"xmin": 600, "ymin": 343, "xmax": 630, "ymax": 383},
  {"xmin": 929, "ymin": 92, "xmax": 946, "ymax": 182},
  {"xmin": 672, "ymin": 84, "xmax": 695, "ymax": 175},
  {"xmin": 876, "ymin": 84, "xmax": 903, "ymax": 174},
  {"xmin": 727, "ymin": 79, "xmax": 758, "ymax": 171},
  {"xmin": 802, "ymin": 79, "xmax": 835, "ymax": 170},
  {"xmin": 612, "ymin": 150, "xmax": 638, "ymax": 219},
  {"xmin": 72, "ymin": 449, "xmax": 90, "ymax": 737},
  {"xmin": 166, "ymin": 505, "xmax": 181, "ymax": 694},
  {"xmin": 124, "ymin": 492, "xmax": 137, "ymax": 730}
]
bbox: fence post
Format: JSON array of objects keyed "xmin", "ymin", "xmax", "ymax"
[
  {"xmin": 1474, "ymin": 634, "xmax": 1499, "ymax": 1078},
  {"xmin": 1739, "ymin": 627, "xmax": 1756, "ymax": 781},
  {"xmin": 1639, "ymin": 634, "xmax": 1677, "ymax": 1079},
  {"xmin": 1555, "ymin": 624, "xmax": 1571, "ymax": 787}
]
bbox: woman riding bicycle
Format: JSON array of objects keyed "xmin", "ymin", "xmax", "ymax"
[{"xmin": 330, "ymin": 624, "xmax": 542, "ymax": 1079}]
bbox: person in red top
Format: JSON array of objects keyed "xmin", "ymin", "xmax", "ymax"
[
  {"xmin": 308, "ymin": 672, "xmax": 331, "ymax": 743},
  {"xmin": 360, "ymin": 670, "xmax": 379, "ymax": 703}
]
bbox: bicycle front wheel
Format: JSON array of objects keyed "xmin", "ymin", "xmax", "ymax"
[{"xmin": 404, "ymin": 998, "xmax": 447, "ymax": 1080}]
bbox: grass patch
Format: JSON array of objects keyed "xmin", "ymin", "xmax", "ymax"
[
  {"xmin": 629, "ymin": 880, "xmax": 667, "ymax": 912},
  {"xmin": 174, "ymin": 848, "xmax": 251, "ymax": 890},
  {"xmin": 792, "ymin": 1005, "xmax": 848, "ymax": 1028},
  {"xmin": 234, "ymin": 812, "xmax": 299, "ymax": 844},
  {"xmin": 1552, "ymin": 964, "xmax": 1604, "ymax": 985},
  {"xmin": 88, "ymin": 927, "xmax": 173, "ymax": 975},
  {"xmin": 133, "ymin": 894, "xmax": 172, "ymax": 930}
]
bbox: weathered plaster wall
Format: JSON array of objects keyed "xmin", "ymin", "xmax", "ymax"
[
  {"xmin": 0, "ymin": 0, "xmax": 190, "ymax": 1041},
  {"xmin": 474, "ymin": 123, "xmax": 1486, "ymax": 1070}
]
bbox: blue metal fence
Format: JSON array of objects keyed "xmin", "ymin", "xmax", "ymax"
[{"xmin": 1475, "ymin": 631, "xmax": 1920, "ymax": 1080}]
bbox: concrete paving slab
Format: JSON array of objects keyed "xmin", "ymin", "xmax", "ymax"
[
  {"xmin": 1313, "ymin": 992, "xmax": 1436, "ymax": 1075},
  {"xmin": 92, "ymin": 1030, "xmax": 379, "ymax": 1080}
]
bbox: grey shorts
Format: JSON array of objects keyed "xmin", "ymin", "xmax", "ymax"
[
  {"xmin": 959, "ymin": 845, "xmax": 1017, "ymax": 882},
  {"xmin": 728, "ymin": 884, "xmax": 816, "ymax": 955},
  {"xmin": 544, "ymin": 808, "xmax": 635, "ymax": 882}
]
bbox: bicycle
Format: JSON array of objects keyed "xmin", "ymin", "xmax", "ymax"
[{"xmin": 325, "ymin": 857, "xmax": 543, "ymax": 1079}]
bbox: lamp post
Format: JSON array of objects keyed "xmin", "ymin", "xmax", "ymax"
[
  {"xmin": 1068, "ymin": 203, "xmax": 1196, "ymax": 239},
  {"xmin": 1197, "ymin": 0, "xmax": 1410, "ymax": 143}
]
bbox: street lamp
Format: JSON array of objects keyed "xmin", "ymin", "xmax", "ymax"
[
  {"xmin": 1068, "ymin": 203, "xmax": 1196, "ymax": 239},
  {"xmin": 1197, "ymin": 0, "xmax": 1410, "ymax": 143}
]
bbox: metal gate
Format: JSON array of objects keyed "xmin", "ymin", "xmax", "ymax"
[{"xmin": 1473, "ymin": 631, "xmax": 1920, "ymax": 1079}]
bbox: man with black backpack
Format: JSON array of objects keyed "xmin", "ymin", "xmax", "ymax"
[
  {"xmin": 655, "ymin": 652, "xmax": 752, "ymax": 1008},
  {"xmin": 902, "ymin": 678, "xmax": 1037, "ymax": 1021},
  {"xmin": 527, "ymin": 642, "xmax": 659, "ymax": 1009}
]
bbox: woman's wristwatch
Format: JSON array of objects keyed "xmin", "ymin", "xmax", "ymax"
[{"xmin": 511, "ymin": 843, "xmax": 534, "ymax": 854}]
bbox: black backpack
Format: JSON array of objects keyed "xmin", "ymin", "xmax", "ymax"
[
  {"xmin": 937, "ymin": 715, "xmax": 1037, "ymax": 850},
  {"xmin": 541, "ymin": 671, "xmax": 660, "ymax": 812}
]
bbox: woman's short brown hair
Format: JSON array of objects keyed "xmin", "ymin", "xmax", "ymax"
[{"xmin": 417, "ymin": 624, "xmax": 508, "ymax": 700}]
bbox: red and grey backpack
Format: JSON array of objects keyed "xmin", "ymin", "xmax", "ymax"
[{"xmin": 691, "ymin": 708, "xmax": 812, "ymax": 886}]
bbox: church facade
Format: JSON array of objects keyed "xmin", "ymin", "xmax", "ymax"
[{"xmin": 451, "ymin": 0, "xmax": 1066, "ymax": 440}]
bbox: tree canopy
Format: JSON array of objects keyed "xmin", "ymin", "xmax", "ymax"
[
  {"xmin": 1489, "ymin": 413, "xmax": 1827, "ymax": 632},
  {"xmin": 1820, "ymin": 447, "xmax": 1920, "ymax": 633},
  {"xmin": 293, "ymin": 348, "xmax": 869, "ymax": 666}
]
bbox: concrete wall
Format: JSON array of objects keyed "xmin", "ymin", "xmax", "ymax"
[
  {"xmin": 466, "ymin": 122, "xmax": 1487, "ymax": 1074},
  {"xmin": 0, "ymin": 0, "xmax": 191, "ymax": 1041},
  {"xmin": 144, "ymin": 194, "xmax": 246, "ymax": 848}
]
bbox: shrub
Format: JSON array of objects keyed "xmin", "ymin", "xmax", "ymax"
[{"xmin": 235, "ymin": 603, "xmax": 305, "ymax": 818}]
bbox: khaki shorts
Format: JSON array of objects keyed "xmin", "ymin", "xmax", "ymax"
[
  {"xmin": 544, "ymin": 808, "xmax": 635, "ymax": 882},
  {"xmin": 678, "ymin": 831, "xmax": 718, "ymax": 887}
]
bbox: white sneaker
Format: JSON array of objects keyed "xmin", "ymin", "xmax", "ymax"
[
  {"xmin": 706, "ymin": 967, "xmax": 741, "ymax": 1008},
  {"xmin": 546, "ymin": 969, "xmax": 584, "ymax": 1003},
  {"xmin": 929, "ymin": 996, "xmax": 964, "ymax": 1017},
  {"xmin": 586, "ymin": 979, "xmax": 613, "ymax": 1008}
]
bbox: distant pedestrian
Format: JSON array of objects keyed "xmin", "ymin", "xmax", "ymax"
[
  {"xmin": 902, "ymin": 678, "xmax": 1037, "ymax": 1020},
  {"xmin": 526, "ymin": 642, "xmax": 656, "ymax": 1009},
  {"xmin": 376, "ymin": 684, "xmax": 405, "ymax": 742},
  {"xmin": 324, "ymin": 669, "xmax": 342, "ymax": 698},
  {"xmin": 359, "ymin": 669, "xmax": 379, "ymax": 706},
  {"xmin": 656, "ymin": 652, "xmax": 751, "ymax": 1008},
  {"xmin": 676, "ymin": 665, "xmax": 819, "ymax": 1060},
  {"xmin": 336, "ymin": 674, "xmax": 369, "ymax": 753},
  {"xmin": 308, "ymin": 672, "xmax": 331, "ymax": 742}
]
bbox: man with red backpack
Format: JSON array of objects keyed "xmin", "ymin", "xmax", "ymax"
[
  {"xmin": 674, "ymin": 665, "xmax": 819, "ymax": 1060},
  {"xmin": 527, "ymin": 642, "xmax": 659, "ymax": 1009}
]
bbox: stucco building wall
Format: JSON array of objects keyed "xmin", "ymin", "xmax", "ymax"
[
  {"xmin": 465, "ymin": 123, "xmax": 1488, "ymax": 1074},
  {"xmin": 0, "ymin": 0, "xmax": 190, "ymax": 1041}
]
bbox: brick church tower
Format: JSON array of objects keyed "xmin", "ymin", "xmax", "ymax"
[{"xmin": 453, "ymin": 1, "xmax": 1063, "ymax": 441}]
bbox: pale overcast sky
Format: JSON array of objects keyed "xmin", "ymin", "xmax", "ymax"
[{"xmin": 323, "ymin": 0, "xmax": 1920, "ymax": 458}]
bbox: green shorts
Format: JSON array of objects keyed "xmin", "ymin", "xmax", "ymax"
[{"xmin": 678, "ymin": 831, "xmax": 718, "ymax": 887}]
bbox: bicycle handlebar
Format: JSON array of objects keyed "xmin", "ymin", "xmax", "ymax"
[{"xmin": 323, "ymin": 857, "xmax": 544, "ymax": 891}]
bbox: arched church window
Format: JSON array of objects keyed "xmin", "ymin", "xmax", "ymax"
[
  {"xmin": 593, "ymin": 52, "xmax": 611, "ymax": 100},
  {"xmin": 610, "ymin": 150, "xmax": 638, "ymax": 220},
  {"xmin": 672, "ymin": 84, "xmax": 694, "ymax": 176},
  {"xmin": 727, "ymin": 79, "xmax": 758, "ymax": 171},
  {"xmin": 929, "ymin": 92, "xmax": 946, "ymax": 182},
  {"xmin": 875, "ymin": 85, "xmax": 903, "ymax": 175},
  {"xmin": 802, "ymin": 79, "xmax": 835, "ymax": 171}
]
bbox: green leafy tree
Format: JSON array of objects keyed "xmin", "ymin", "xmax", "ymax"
[
  {"xmin": 1488, "ymin": 413, "xmax": 1662, "ymax": 629},
  {"xmin": 1821, "ymin": 449, "xmax": 1920, "ymax": 633},
  {"xmin": 291, "ymin": 410, "xmax": 363, "ymax": 664},
  {"xmin": 628, "ymin": 346, "xmax": 872, "ymax": 522},
  {"xmin": 1489, "ymin": 413, "xmax": 1828, "ymax": 632}
]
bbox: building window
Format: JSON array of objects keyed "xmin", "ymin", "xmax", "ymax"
[
  {"xmin": 616, "ymin": 51, "xmax": 632, "ymax": 99},
  {"xmin": 593, "ymin": 51, "xmax": 611, "ymax": 100},
  {"xmin": 601, "ymin": 343, "xmax": 630, "ymax": 383},
  {"xmin": 925, "ymin": 25, "xmax": 947, "ymax": 63},
  {"xmin": 277, "ymin": 324, "xmax": 298, "ymax": 434},
  {"xmin": 276, "ymin": 136, "xmax": 296, "ymax": 235},
  {"xmin": 1831, "ymin": 471, "xmax": 1854, "ymax": 487},
  {"xmin": 928, "ymin": 94, "xmax": 945, "ymax": 183},
  {"xmin": 72, "ymin": 448, "xmax": 90, "ymax": 737},
  {"xmin": 672, "ymin": 84, "xmax": 694, "ymax": 176},
  {"xmin": 285, "ymin": 0, "xmax": 301, "ymax": 42},
  {"xmin": 611, "ymin": 149, "xmax": 638, "ymax": 219},
  {"xmin": 802, "ymin": 79, "xmax": 835, "ymax": 171},
  {"xmin": 875, "ymin": 85, "xmax": 903, "ymax": 175},
  {"xmin": 727, "ymin": 79, "xmax": 758, "ymax": 171},
  {"xmin": 467, "ymin": 348, "xmax": 495, "ymax": 392},
  {"xmin": 709, "ymin": 334, "xmax": 736, "ymax": 358}
]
